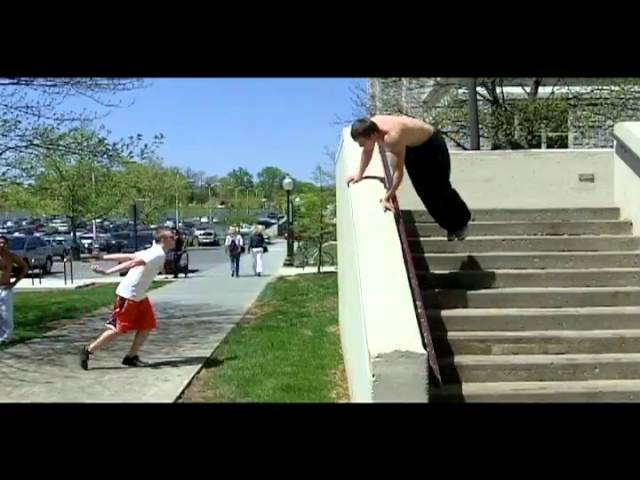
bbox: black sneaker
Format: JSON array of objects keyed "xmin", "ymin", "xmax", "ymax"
[
  {"xmin": 80, "ymin": 346, "xmax": 93, "ymax": 371},
  {"xmin": 122, "ymin": 355, "xmax": 148, "ymax": 367},
  {"xmin": 455, "ymin": 225, "xmax": 469, "ymax": 241}
]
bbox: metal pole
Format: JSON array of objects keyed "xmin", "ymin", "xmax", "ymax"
[
  {"xmin": 468, "ymin": 77, "xmax": 481, "ymax": 150},
  {"xmin": 285, "ymin": 190, "xmax": 293, "ymax": 265},
  {"xmin": 133, "ymin": 203, "xmax": 139, "ymax": 251},
  {"xmin": 246, "ymin": 189, "xmax": 250, "ymax": 216},
  {"xmin": 92, "ymin": 170, "xmax": 97, "ymax": 242},
  {"xmin": 208, "ymin": 185, "xmax": 212, "ymax": 223},
  {"xmin": 175, "ymin": 172, "xmax": 179, "ymax": 228}
]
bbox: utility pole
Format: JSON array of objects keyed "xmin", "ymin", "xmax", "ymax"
[{"xmin": 468, "ymin": 78, "xmax": 481, "ymax": 150}]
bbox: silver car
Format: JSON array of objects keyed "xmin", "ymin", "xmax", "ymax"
[
  {"xmin": 9, "ymin": 235, "xmax": 54, "ymax": 274},
  {"xmin": 44, "ymin": 236, "xmax": 71, "ymax": 260}
]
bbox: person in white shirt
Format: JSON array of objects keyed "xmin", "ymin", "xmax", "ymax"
[
  {"xmin": 79, "ymin": 227, "xmax": 175, "ymax": 370},
  {"xmin": 225, "ymin": 226, "xmax": 244, "ymax": 278}
]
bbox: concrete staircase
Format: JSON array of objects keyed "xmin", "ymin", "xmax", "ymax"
[{"xmin": 404, "ymin": 208, "xmax": 640, "ymax": 402}]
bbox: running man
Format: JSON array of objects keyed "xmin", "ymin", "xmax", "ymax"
[
  {"xmin": 0, "ymin": 235, "xmax": 28, "ymax": 343},
  {"xmin": 347, "ymin": 115, "xmax": 471, "ymax": 240},
  {"xmin": 79, "ymin": 227, "xmax": 175, "ymax": 370}
]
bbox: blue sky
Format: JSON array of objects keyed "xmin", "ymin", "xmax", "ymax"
[{"xmin": 65, "ymin": 78, "xmax": 365, "ymax": 182}]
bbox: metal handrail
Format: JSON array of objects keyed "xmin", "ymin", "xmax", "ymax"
[{"xmin": 377, "ymin": 142, "xmax": 442, "ymax": 384}]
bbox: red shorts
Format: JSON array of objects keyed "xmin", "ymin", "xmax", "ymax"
[{"xmin": 107, "ymin": 296, "xmax": 157, "ymax": 334}]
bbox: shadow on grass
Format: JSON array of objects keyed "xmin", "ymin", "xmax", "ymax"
[{"xmin": 202, "ymin": 355, "xmax": 237, "ymax": 370}]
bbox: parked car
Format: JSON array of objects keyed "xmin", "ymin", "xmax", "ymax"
[
  {"xmin": 43, "ymin": 236, "xmax": 71, "ymax": 260},
  {"xmin": 9, "ymin": 235, "xmax": 54, "ymax": 274},
  {"xmin": 121, "ymin": 231, "xmax": 155, "ymax": 254},
  {"xmin": 79, "ymin": 233, "xmax": 96, "ymax": 252},
  {"xmin": 192, "ymin": 228, "xmax": 219, "ymax": 247}
]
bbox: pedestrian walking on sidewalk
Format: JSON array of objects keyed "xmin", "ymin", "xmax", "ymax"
[
  {"xmin": 79, "ymin": 227, "xmax": 175, "ymax": 370},
  {"xmin": 249, "ymin": 225, "xmax": 268, "ymax": 277},
  {"xmin": 225, "ymin": 226, "xmax": 244, "ymax": 278}
]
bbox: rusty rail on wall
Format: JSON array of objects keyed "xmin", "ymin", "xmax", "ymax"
[{"xmin": 377, "ymin": 142, "xmax": 442, "ymax": 384}]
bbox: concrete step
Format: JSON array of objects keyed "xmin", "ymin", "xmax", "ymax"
[
  {"xmin": 430, "ymin": 380, "xmax": 640, "ymax": 402},
  {"xmin": 422, "ymin": 286, "xmax": 640, "ymax": 309},
  {"xmin": 403, "ymin": 207, "xmax": 621, "ymax": 223},
  {"xmin": 410, "ymin": 235, "xmax": 640, "ymax": 253},
  {"xmin": 414, "ymin": 251, "xmax": 640, "ymax": 271},
  {"xmin": 406, "ymin": 220, "xmax": 633, "ymax": 238},
  {"xmin": 438, "ymin": 353, "xmax": 640, "ymax": 383},
  {"xmin": 434, "ymin": 330, "xmax": 640, "ymax": 356},
  {"xmin": 418, "ymin": 268, "xmax": 640, "ymax": 289},
  {"xmin": 428, "ymin": 306, "xmax": 640, "ymax": 332}
]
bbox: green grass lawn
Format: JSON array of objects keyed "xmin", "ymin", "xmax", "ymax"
[
  {"xmin": 2, "ymin": 281, "xmax": 168, "ymax": 348},
  {"xmin": 181, "ymin": 273, "xmax": 348, "ymax": 403}
]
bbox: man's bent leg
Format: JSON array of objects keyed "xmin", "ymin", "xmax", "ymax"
[{"xmin": 127, "ymin": 329, "xmax": 150, "ymax": 357}]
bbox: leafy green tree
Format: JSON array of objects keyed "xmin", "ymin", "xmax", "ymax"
[{"xmin": 256, "ymin": 166, "xmax": 287, "ymax": 200}]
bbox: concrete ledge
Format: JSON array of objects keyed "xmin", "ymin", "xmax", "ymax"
[
  {"xmin": 614, "ymin": 122, "xmax": 640, "ymax": 236},
  {"xmin": 372, "ymin": 351, "xmax": 428, "ymax": 402},
  {"xmin": 336, "ymin": 128, "xmax": 426, "ymax": 402}
]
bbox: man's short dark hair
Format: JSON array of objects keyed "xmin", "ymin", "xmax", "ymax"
[
  {"xmin": 0, "ymin": 235, "xmax": 8, "ymax": 244},
  {"xmin": 351, "ymin": 118, "xmax": 380, "ymax": 140}
]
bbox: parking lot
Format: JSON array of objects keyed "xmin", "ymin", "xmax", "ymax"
[{"xmin": 47, "ymin": 246, "xmax": 230, "ymax": 280}]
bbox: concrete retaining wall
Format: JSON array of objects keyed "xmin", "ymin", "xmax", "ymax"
[
  {"xmin": 336, "ymin": 128, "xmax": 427, "ymax": 402},
  {"xmin": 397, "ymin": 149, "xmax": 615, "ymax": 210},
  {"xmin": 614, "ymin": 123, "xmax": 640, "ymax": 235}
]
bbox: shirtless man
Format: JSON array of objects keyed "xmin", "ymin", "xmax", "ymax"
[
  {"xmin": 346, "ymin": 115, "xmax": 471, "ymax": 240},
  {"xmin": 0, "ymin": 235, "xmax": 28, "ymax": 343}
]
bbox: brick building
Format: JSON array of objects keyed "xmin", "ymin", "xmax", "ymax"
[{"xmin": 368, "ymin": 78, "xmax": 640, "ymax": 150}]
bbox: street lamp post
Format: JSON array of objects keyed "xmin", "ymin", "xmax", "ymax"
[
  {"xmin": 468, "ymin": 77, "xmax": 480, "ymax": 150},
  {"xmin": 175, "ymin": 171, "xmax": 180, "ymax": 228},
  {"xmin": 282, "ymin": 176, "xmax": 294, "ymax": 266},
  {"xmin": 207, "ymin": 183, "xmax": 212, "ymax": 223}
]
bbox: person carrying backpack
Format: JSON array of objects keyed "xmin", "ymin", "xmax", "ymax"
[{"xmin": 225, "ymin": 226, "xmax": 244, "ymax": 278}]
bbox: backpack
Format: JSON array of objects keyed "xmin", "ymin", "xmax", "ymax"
[{"xmin": 229, "ymin": 236, "xmax": 241, "ymax": 255}]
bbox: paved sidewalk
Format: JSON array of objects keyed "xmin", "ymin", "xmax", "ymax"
[{"xmin": 0, "ymin": 243, "xmax": 286, "ymax": 402}]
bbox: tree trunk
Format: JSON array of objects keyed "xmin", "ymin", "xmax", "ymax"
[{"xmin": 530, "ymin": 78, "xmax": 543, "ymax": 99}]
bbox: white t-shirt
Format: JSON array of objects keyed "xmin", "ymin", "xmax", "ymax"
[{"xmin": 116, "ymin": 243, "xmax": 166, "ymax": 301}]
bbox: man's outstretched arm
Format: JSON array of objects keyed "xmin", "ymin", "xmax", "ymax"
[
  {"xmin": 92, "ymin": 257, "xmax": 146, "ymax": 275},
  {"xmin": 346, "ymin": 142, "xmax": 375, "ymax": 185}
]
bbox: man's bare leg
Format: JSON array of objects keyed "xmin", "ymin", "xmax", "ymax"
[
  {"xmin": 127, "ymin": 329, "xmax": 150, "ymax": 358},
  {"xmin": 89, "ymin": 329, "xmax": 120, "ymax": 353},
  {"xmin": 80, "ymin": 329, "xmax": 121, "ymax": 370}
]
